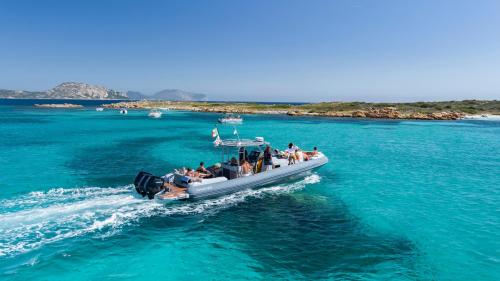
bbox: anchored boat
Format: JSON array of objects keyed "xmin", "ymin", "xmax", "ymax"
[
  {"xmin": 148, "ymin": 109, "xmax": 162, "ymax": 118},
  {"xmin": 134, "ymin": 137, "xmax": 328, "ymax": 202},
  {"xmin": 218, "ymin": 114, "xmax": 243, "ymax": 124}
]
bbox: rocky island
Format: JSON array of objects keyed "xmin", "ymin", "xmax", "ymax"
[{"xmin": 103, "ymin": 100, "xmax": 499, "ymax": 120}]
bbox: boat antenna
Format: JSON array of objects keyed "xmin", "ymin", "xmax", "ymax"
[{"xmin": 233, "ymin": 125, "xmax": 241, "ymax": 142}]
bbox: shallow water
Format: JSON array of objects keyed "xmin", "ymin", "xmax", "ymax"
[{"xmin": 0, "ymin": 105, "xmax": 498, "ymax": 280}]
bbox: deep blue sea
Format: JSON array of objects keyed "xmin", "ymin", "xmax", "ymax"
[{"xmin": 0, "ymin": 101, "xmax": 499, "ymax": 280}]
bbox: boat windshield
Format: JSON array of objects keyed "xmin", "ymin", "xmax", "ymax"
[{"xmin": 218, "ymin": 139, "xmax": 268, "ymax": 165}]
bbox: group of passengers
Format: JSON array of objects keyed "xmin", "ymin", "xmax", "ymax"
[
  {"xmin": 228, "ymin": 156, "xmax": 253, "ymax": 176},
  {"xmin": 234, "ymin": 145, "xmax": 274, "ymax": 174},
  {"xmin": 177, "ymin": 162, "xmax": 222, "ymax": 182},
  {"xmin": 179, "ymin": 144, "xmax": 319, "ymax": 181},
  {"xmin": 283, "ymin": 143, "xmax": 318, "ymax": 165}
]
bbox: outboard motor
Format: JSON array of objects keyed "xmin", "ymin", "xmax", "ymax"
[{"xmin": 134, "ymin": 171, "xmax": 165, "ymax": 199}]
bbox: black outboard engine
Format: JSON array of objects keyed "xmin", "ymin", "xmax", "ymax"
[{"xmin": 134, "ymin": 171, "xmax": 165, "ymax": 199}]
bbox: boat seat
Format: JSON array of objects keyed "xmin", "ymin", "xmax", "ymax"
[
  {"xmin": 173, "ymin": 173, "xmax": 191, "ymax": 188},
  {"xmin": 222, "ymin": 163, "xmax": 241, "ymax": 179},
  {"xmin": 189, "ymin": 176, "xmax": 228, "ymax": 187},
  {"xmin": 272, "ymin": 157, "xmax": 288, "ymax": 168}
]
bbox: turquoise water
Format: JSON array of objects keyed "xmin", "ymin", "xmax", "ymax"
[{"xmin": 0, "ymin": 105, "xmax": 499, "ymax": 280}]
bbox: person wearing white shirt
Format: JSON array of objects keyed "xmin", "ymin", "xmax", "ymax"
[{"xmin": 286, "ymin": 143, "xmax": 299, "ymax": 164}]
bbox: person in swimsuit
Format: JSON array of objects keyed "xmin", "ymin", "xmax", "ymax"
[
  {"xmin": 196, "ymin": 162, "xmax": 212, "ymax": 178},
  {"xmin": 241, "ymin": 160, "xmax": 253, "ymax": 176},
  {"xmin": 306, "ymin": 147, "xmax": 318, "ymax": 157}
]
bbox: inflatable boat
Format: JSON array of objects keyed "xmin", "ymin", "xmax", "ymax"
[{"xmin": 134, "ymin": 137, "xmax": 328, "ymax": 203}]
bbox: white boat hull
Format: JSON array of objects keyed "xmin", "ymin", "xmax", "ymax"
[
  {"xmin": 218, "ymin": 119, "xmax": 243, "ymax": 124},
  {"xmin": 148, "ymin": 112, "xmax": 162, "ymax": 118}
]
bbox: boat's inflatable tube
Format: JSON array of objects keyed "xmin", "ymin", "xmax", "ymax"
[
  {"xmin": 188, "ymin": 154, "xmax": 328, "ymax": 200},
  {"xmin": 134, "ymin": 171, "xmax": 165, "ymax": 199}
]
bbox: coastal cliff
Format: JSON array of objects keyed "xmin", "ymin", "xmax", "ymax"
[{"xmin": 102, "ymin": 100, "xmax": 499, "ymax": 120}]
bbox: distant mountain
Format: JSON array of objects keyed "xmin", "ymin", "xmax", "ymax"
[
  {"xmin": 126, "ymin": 91, "xmax": 148, "ymax": 100},
  {"xmin": 47, "ymin": 82, "xmax": 127, "ymax": 99},
  {"xmin": 151, "ymin": 89, "xmax": 207, "ymax": 101},
  {"xmin": 0, "ymin": 83, "xmax": 207, "ymax": 101},
  {"xmin": 0, "ymin": 82, "xmax": 128, "ymax": 100}
]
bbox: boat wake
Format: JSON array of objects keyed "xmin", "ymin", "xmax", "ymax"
[{"xmin": 0, "ymin": 174, "xmax": 320, "ymax": 257}]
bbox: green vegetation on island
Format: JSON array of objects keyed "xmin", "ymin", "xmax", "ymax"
[{"xmin": 104, "ymin": 100, "xmax": 499, "ymax": 120}]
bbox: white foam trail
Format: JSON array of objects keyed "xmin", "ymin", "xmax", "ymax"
[
  {"xmin": 0, "ymin": 185, "xmax": 132, "ymax": 211},
  {"xmin": 0, "ymin": 174, "xmax": 320, "ymax": 257}
]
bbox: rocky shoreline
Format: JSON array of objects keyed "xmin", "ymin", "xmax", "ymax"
[
  {"xmin": 102, "ymin": 101, "xmax": 475, "ymax": 120},
  {"xmin": 287, "ymin": 107, "xmax": 465, "ymax": 120},
  {"xmin": 34, "ymin": 103, "xmax": 84, "ymax": 108}
]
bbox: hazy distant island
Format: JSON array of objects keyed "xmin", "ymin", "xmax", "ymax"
[
  {"xmin": 126, "ymin": 89, "xmax": 208, "ymax": 101},
  {"xmin": 104, "ymin": 100, "xmax": 500, "ymax": 120},
  {"xmin": 0, "ymin": 82, "xmax": 207, "ymax": 101}
]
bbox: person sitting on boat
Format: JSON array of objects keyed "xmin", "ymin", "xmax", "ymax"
[
  {"xmin": 196, "ymin": 162, "xmax": 211, "ymax": 176},
  {"xmin": 295, "ymin": 149, "xmax": 304, "ymax": 162},
  {"xmin": 263, "ymin": 145, "xmax": 273, "ymax": 171},
  {"xmin": 306, "ymin": 147, "xmax": 318, "ymax": 157},
  {"xmin": 230, "ymin": 157, "xmax": 239, "ymax": 166},
  {"xmin": 241, "ymin": 159, "xmax": 253, "ymax": 176},
  {"xmin": 273, "ymin": 149, "xmax": 286, "ymax": 159},
  {"xmin": 184, "ymin": 168, "xmax": 202, "ymax": 182},
  {"xmin": 302, "ymin": 150, "xmax": 310, "ymax": 161},
  {"xmin": 208, "ymin": 163, "xmax": 222, "ymax": 177}
]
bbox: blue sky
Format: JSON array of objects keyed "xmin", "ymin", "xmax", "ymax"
[{"xmin": 1, "ymin": 0, "xmax": 499, "ymax": 102}]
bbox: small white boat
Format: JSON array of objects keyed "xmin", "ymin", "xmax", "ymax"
[
  {"xmin": 120, "ymin": 108, "xmax": 128, "ymax": 114},
  {"xmin": 463, "ymin": 114, "xmax": 500, "ymax": 121},
  {"xmin": 134, "ymin": 137, "xmax": 328, "ymax": 202},
  {"xmin": 148, "ymin": 109, "xmax": 162, "ymax": 118},
  {"xmin": 95, "ymin": 107, "xmax": 104, "ymax": 111},
  {"xmin": 218, "ymin": 114, "xmax": 243, "ymax": 124}
]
